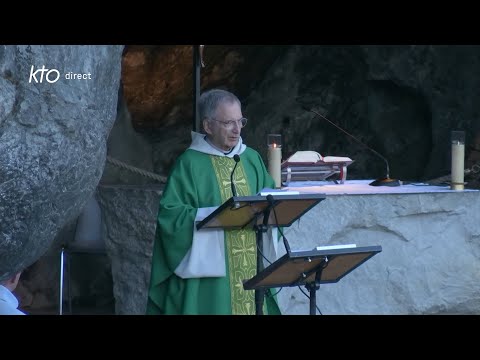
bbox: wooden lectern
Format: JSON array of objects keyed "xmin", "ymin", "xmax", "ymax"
[
  {"xmin": 196, "ymin": 193, "xmax": 326, "ymax": 315},
  {"xmin": 243, "ymin": 245, "xmax": 382, "ymax": 315}
]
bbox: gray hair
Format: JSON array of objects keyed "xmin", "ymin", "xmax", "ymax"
[{"xmin": 198, "ymin": 89, "xmax": 241, "ymax": 122}]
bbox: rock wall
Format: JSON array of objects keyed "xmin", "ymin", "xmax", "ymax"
[{"xmin": 0, "ymin": 45, "xmax": 124, "ymax": 281}]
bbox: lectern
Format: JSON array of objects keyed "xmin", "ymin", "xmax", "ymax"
[
  {"xmin": 196, "ymin": 193, "xmax": 326, "ymax": 315},
  {"xmin": 243, "ymin": 245, "xmax": 382, "ymax": 315}
]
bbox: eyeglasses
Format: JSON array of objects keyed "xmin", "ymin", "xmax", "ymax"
[{"xmin": 210, "ymin": 117, "xmax": 248, "ymax": 129}]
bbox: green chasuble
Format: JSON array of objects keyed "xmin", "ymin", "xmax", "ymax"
[{"xmin": 146, "ymin": 147, "xmax": 281, "ymax": 315}]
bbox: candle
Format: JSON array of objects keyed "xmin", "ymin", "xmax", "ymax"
[
  {"xmin": 451, "ymin": 131, "xmax": 465, "ymax": 191},
  {"xmin": 268, "ymin": 143, "xmax": 282, "ymax": 188},
  {"xmin": 451, "ymin": 142, "xmax": 465, "ymax": 191}
]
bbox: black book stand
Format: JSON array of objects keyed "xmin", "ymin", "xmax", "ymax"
[
  {"xmin": 196, "ymin": 193, "xmax": 326, "ymax": 315},
  {"xmin": 244, "ymin": 245, "xmax": 382, "ymax": 315}
]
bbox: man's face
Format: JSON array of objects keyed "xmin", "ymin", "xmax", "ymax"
[{"xmin": 204, "ymin": 101, "xmax": 243, "ymax": 151}]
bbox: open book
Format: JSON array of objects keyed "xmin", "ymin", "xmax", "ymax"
[{"xmin": 283, "ymin": 150, "xmax": 352, "ymax": 164}]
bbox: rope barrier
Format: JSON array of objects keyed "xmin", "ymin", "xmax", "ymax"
[{"xmin": 106, "ymin": 156, "xmax": 167, "ymax": 183}]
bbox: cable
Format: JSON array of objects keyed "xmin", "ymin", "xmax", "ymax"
[
  {"xmin": 272, "ymin": 205, "xmax": 288, "ymax": 252},
  {"xmin": 297, "ymin": 285, "xmax": 323, "ymax": 315},
  {"xmin": 266, "ymin": 287, "xmax": 283, "ymax": 297},
  {"xmin": 256, "ymin": 246, "xmax": 272, "ymax": 266},
  {"xmin": 273, "ymin": 205, "xmax": 324, "ymax": 315}
]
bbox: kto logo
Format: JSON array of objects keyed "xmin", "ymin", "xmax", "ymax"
[{"xmin": 29, "ymin": 65, "xmax": 60, "ymax": 84}]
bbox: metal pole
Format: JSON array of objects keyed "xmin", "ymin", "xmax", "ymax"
[
  {"xmin": 193, "ymin": 45, "xmax": 201, "ymax": 132},
  {"xmin": 254, "ymin": 226, "xmax": 265, "ymax": 315},
  {"xmin": 309, "ymin": 284, "xmax": 316, "ymax": 315},
  {"xmin": 59, "ymin": 247, "xmax": 64, "ymax": 315}
]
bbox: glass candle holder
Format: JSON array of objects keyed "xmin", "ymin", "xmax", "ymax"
[
  {"xmin": 267, "ymin": 134, "xmax": 282, "ymax": 188},
  {"xmin": 451, "ymin": 130, "xmax": 465, "ymax": 191}
]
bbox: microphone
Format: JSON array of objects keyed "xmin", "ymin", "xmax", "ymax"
[
  {"xmin": 302, "ymin": 106, "xmax": 401, "ymax": 187},
  {"xmin": 231, "ymin": 154, "xmax": 241, "ymax": 208},
  {"xmin": 264, "ymin": 194, "xmax": 275, "ymax": 226}
]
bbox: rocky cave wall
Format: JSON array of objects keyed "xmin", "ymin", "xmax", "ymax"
[{"xmin": 8, "ymin": 45, "xmax": 480, "ymax": 314}]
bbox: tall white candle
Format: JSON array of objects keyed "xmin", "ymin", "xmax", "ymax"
[
  {"xmin": 268, "ymin": 144, "xmax": 282, "ymax": 188},
  {"xmin": 451, "ymin": 141, "xmax": 465, "ymax": 190}
]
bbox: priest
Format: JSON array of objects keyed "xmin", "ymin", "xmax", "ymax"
[{"xmin": 146, "ymin": 89, "xmax": 281, "ymax": 315}]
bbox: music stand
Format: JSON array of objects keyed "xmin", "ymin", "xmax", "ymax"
[
  {"xmin": 243, "ymin": 245, "xmax": 382, "ymax": 315},
  {"xmin": 196, "ymin": 193, "xmax": 326, "ymax": 315}
]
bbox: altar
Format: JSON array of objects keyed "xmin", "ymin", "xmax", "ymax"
[{"xmin": 274, "ymin": 180, "xmax": 480, "ymax": 314}]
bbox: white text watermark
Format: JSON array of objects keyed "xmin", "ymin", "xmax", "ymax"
[{"xmin": 29, "ymin": 65, "xmax": 92, "ymax": 84}]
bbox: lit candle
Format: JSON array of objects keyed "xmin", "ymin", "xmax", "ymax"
[
  {"xmin": 451, "ymin": 131, "xmax": 465, "ymax": 191},
  {"xmin": 268, "ymin": 142, "xmax": 282, "ymax": 188}
]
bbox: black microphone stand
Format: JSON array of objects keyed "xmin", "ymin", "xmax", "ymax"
[
  {"xmin": 303, "ymin": 106, "xmax": 401, "ymax": 187},
  {"xmin": 231, "ymin": 155, "xmax": 241, "ymax": 208}
]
